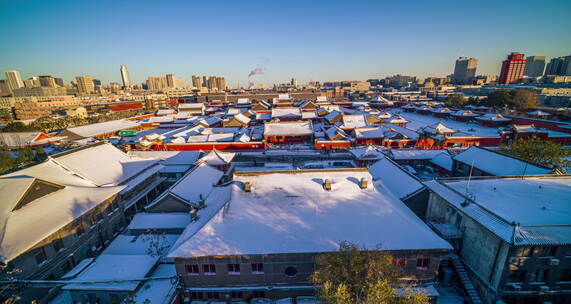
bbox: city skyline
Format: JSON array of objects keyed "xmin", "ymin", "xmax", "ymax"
[{"xmin": 1, "ymin": 0, "xmax": 570, "ymax": 86}]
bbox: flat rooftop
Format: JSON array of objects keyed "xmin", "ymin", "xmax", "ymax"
[{"xmin": 168, "ymin": 169, "xmax": 451, "ymax": 258}]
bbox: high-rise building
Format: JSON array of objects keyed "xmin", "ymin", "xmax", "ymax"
[
  {"xmin": 291, "ymin": 78, "xmax": 298, "ymax": 87},
  {"xmin": 545, "ymin": 56, "xmax": 571, "ymax": 76},
  {"xmin": 192, "ymin": 75, "xmax": 202, "ymax": 88},
  {"xmin": 54, "ymin": 77, "xmax": 64, "ymax": 87},
  {"xmin": 523, "ymin": 56, "xmax": 546, "ymax": 77},
  {"xmin": 452, "ymin": 57, "xmax": 478, "ymax": 84},
  {"xmin": 75, "ymin": 76, "xmax": 95, "ymax": 94},
  {"xmin": 39, "ymin": 76, "xmax": 58, "ymax": 87},
  {"xmin": 166, "ymin": 74, "xmax": 176, "ymax": 88},
  {"xmin": 203, "ymin": 76, "xmax": 209, "ymax": 88},
  {"xmin": 146, "ymin": 76, "xmax": 168, "ymax": 90},
  {"xmin": 215, "ymin": 77, "xmax": 226, "ymax": 91},
  {"xmin": 0, "ymin": 80, "xmax": 10, "ymax": 95},
  {"xmin": 120, "ymin": 65, "xmax": 131, "ymax": 87},
  {"xmin": 5, "ymin": 70, "xmax": 24, "ymax": 91},
  {"xmin": 498, "ymin": 52, "xmax": 527, "ymax": 85}
]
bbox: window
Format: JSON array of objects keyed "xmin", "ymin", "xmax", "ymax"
[
  {"xmin": 514, "ymin": 247, "xmax": 531, "ymax": 257},
  {"xmin": 205, "ymin": 292, "xmax": 219, "ymax": 299},
  {"xmin": 230, "ymin": 291, "xmax": 243, "ymax": 299},
  {"xmin": 284, "ymin": 266, "xmax": 297, "ymax": 277},
  {"xmin": 416, "ymin": 258, "xmax": 430, "ymax": 270},
  {"xmin": 393, "ymin": 258, "xmax": 407, "ymax": 268},
  {"xmin": 532, "ymin": 246, "xmax": 556, "ymax": 257},
  {"xmin": 53, "ymin": 238, "xmax": 64, "ymax": 252},
  {"xmin": 227, "ymin": 263, "xmax": 240, "ymax": 275},
  {"xmin": 35, "ymin": 247, "xmax": 48, "ymax": 265},
  {"xmin": 251, "ymin": 263, "xmax": 264, "ymax": 274},
  {"xmin": 185, "ymin": 264, "xmax": 199, "ymax": 275},
  {"xmin": 203, "ymin": 264, "xmax": 216, "ymax": 275},
  {"xmin": 507, "ymin": 270, "xmax": 526, "ymax": 283},
  {"xmin": 529, "ymin": 269, "xmax": 549, "ymax": 283},
  {"xmin": 558, "ymin": 269, "xmax": 571, "ymax": 282},
  {"xmin": 190, "ymin": 292, "xmax": 202, "ymax": 300},
  {"xmin": 253, "ymin": 291, "xmax": 266, "ymax": 298}
]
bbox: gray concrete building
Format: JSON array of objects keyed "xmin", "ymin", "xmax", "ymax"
[
  {"xmin": 523, "ymin": 56, "xmax": 546, "ymax": 78},
  {"xmin": 424, "ymin": 175, "xmax": 571, "ymax": 304}
]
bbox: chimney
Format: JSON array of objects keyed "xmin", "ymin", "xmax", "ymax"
[
  {"xmin": 244, "ymin": 182, "xmax": 252, "ymax": 192},
  {"xmin": 360, "ymin": 177, "xmax": 368, "ymax": 189},
  {"xmin": 190, "ymin": 208, "xmax": 199, "ymax": 222},
  {"xmin": 323, "ymin": 179, "xmax": 332, "ymax": 191}
]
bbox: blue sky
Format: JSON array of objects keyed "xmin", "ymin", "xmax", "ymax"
[{"xmin": 1, "ymin": 0, "xmax": 570, "ymax": 87}]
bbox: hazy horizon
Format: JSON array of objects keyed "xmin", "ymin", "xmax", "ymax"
[{"xmin": 1, "ymin": 0, "xmax": 570, "ymax": 87}]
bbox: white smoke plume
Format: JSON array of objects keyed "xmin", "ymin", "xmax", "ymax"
[{"xmin": 248, "ymin": 67, "xmax": 264, "ymax": 77}]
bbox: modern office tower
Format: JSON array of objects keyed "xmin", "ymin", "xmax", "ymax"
[
  {"xmin": 498, "ymin": 52, "xmax": 527, "ymax": 84},
  {"xmin": 23, "ymin": 79, "xmax": 38, "ymax": 88},
  {"xmin": 291, "ymin": 78, "xmax": 298, "ymax": 87},
  {"xmin": 75, "ymin": 76, "xmax": 95, "ymax": 94},
  {"xmin": 192, "ymin": 75, "xmax": 202, "ymax": 88},
  {"xmin": 146, "ymin": 76, "xmax": 168, "ymax": 90},
  {"xmin": 523, "ymin": 56, "xmax": 546, "ymax": 77},
  {"xmin": 93, "ymin": 79, "xmax": 102, "ymax": 86},
  {"xmin": 5, "ymin": 70, "xmax": 24, "ymax": 91},
  {"xmin": 203, "ymin": 76, "xmax": 209, "ymax": 88},
  {"xmin": 54, "ymin": 77, "xmax": 64, "ymax": 86},
  {"xmin": 452, "ymin": 57, "xmax": 478, "ymax": 84},
  {"xmin": 120, "ymin": 65, "xmax": 131, "ymax": 87},
  {"xmin": 39, "ymin": 76, "xmax": 58, "ymax": 87}
]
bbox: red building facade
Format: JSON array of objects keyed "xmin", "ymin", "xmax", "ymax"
[{"xmin": 498, "ymin": 52, "xmax": 527, "ymax": 84}]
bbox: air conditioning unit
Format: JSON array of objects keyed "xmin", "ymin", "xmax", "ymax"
[
  {"xmin": 508, "ymin": 257, "xmax": 519, "ymax": 264},
  {"xmin": 548, "ymin": 258, "xmax": 559, "ymax": 266},
  {"xmin": 539, "ymin": 285, "xmax": 549, "ymax": 292}
]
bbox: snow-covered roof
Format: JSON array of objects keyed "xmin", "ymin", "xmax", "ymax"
[
  {"xmin": 179, "ymin": 103, "xmax": 204, "ymax": 109},
  {"xmin": 51, "ymin": 143, "xmax": 159, "ymax": 186},
  {"xmin": 301, "ymin": 111, "xmax": 317, "ymax": 120},
  {"xmin": 389, "ymin": 149, "xmax": 445, "ymax": 161},
  {"xmin": 130, "ymin": 264, "xmax": 178, "ymax": 304},
  {"xmin": 271, "ymin": 108, "xmax": 301, "ymax": 119},
  {"xmin": 0, "ymin": 132, "xmax": 51, "ymax": 148},
  {"xmin": 168, "ymin": 170, "xmax": 451, "ymax": 258},
  {"xmin": 63, "ymin": 119, "xmax": 139, "ymax": 138},
  {"xmin": 425, "ymin": 176, "xmax": 571, "ymax": 245},
  {"xmin": 233, "ymin": 113, "xmax": 251, "ymax": 124},
  {"xmin": 264, "ymin": 121, "xmax": 313, "ymax": 137},
  {"xmin": 528, "ymin": 110, "xmax": 550, "ymax": 116},
  {"xmin": 369, "ymin": 157, "xmax": 424, "ymax": 199},
  {"xmin": 349, "ymin": 145, "xmax": 384, "ymax": 160},
  {"xmin": 418, "ymin": 122, "xmax": 457, "ymax": 135},
  {"xmin": 0, "ymin": 144, "xmax": 163, "ymax": 263},
  {"xmin": 201, "ymin": 150, "xmax": 236, "ymax": 166},
  {"xmin": 453, "ymin": 146, "xmax": 552, "ymax": 176},
  {"xmin": 475, "ymin": 113, "xmax": 511, "ymax": 122},
  {"xmin": 354, "ymin": 127, "xmax": 385, "ymax": 139},
  {"xmin": 102, "ymin": 234, "xmax": 180, "ymax": 256},
  {"xmin": 429, "ymin": 152, "xmax": 453, "ymax": 171},
  {"xmin": 63, "ymin": 254, "xmax": 159, "ymax": 291},
  {"xmin": 388, "ymin": 115, "xmax": 409, "ymax": 124},
  {"xmin": 341, "ymin": 114, "xmax": 367, "ymax": 129},
  {"xmin": 128, "ymin": 151, "xmax": 201, "ymax": 166},
  {"xmin": 155, "ymin": 163, "xmax": 223, "ymax": 208}
]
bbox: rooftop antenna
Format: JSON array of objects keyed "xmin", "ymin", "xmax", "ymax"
[{"xmin": 465, "ymin": 159, "xmax": 475, "ymax": 196}]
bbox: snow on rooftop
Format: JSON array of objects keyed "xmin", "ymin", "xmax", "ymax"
[
  {"xmin": 0, "ymin": 159, "xmax": 126, "ymax": 263},
  {"xmin": 63, "ymin": 254, "xmax": 158, "ymax": 291},
  {"xmin": 102, "ymin": 234, "xmax": 181, "ymax": 256},
  {"xmin": 342, "ymin": 114, "xmax": 367, "ymax": 129},
  {"xmin": 128, "ymin": 151, "xmax": 201, "ymax": 166},
  {"xmin": 165, "ymin": 163, "xmax": 224, "ymax": 207},
  {"xmin": 264, "ymin": 122, "xmax": 313, "ymax": 137},
  {"xmin": 64, "ymin": 119, "xmax": 139, "ymax": 138},
  {"xmin": 425, "ymin": 177, "xmax": 571, "ymax": 245},
  {"xmin": 453, "ymin": 146, "xmax": 552, "ymax": 176},
  {"xmin": 130, "ymin": 264, "xmax": 178, "ymax": 304},
  {"xmin": 271, "ymin": 108, "xmax": 301, "ymax": 118},
  {"xmin": 429, "ymin": 152, "xmax": 453, "ymax": 171},
  {"xmin": 369, "ymin": 157, "xmax": 424, "ymax": 199},
  {"xmin": 389, "ymin": 149, "xmax": 445, "ymax": 160},
  {"xmin": 168, "ymin": 170, "xmax": 451, "ymax": 258},
  {"xmin": 201, "ymin": 150, "xmax": 236, "ymax": 166},
  {"xmin": 51, "ymin": 143, "xmax": 159, "ymax": 186}
]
